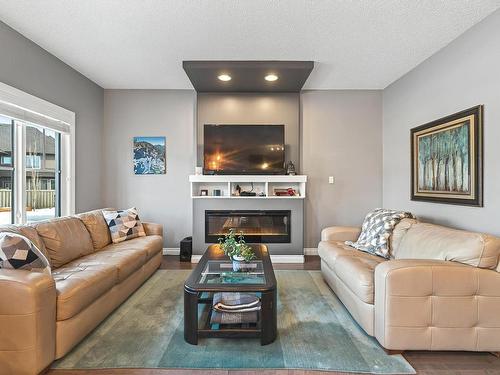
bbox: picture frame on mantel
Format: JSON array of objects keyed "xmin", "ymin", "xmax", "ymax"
[{"xmin": 410, "ymin": 105, "xmax": 483, "ymax": 207}]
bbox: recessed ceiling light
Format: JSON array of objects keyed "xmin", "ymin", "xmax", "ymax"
[
  {"xmin": 265, "ymin": 74, "xmax": 278, "ymax": 82},
  {"xmin": 218, "ymin": 74, "xmax": 231, "ymax": 81}
]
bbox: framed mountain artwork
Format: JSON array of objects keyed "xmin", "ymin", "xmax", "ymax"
[
  {"xmin": 133, "ymin": 136, "xmax": 166, "ymax": 175},
  {"xmin": 410, "ymin": 105, "xmax": 483, "ymax": 206}
]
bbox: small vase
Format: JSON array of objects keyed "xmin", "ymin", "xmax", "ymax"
[{"xmin": 231, "ymin": 255, "xmax": 246, "ymax": 272}]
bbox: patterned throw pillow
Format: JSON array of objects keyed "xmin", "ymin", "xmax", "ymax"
[
  {"xmin": 0, "ymin": 233, "xmax": 51, "ymax": 274},
  {"xmin": 102, "ymin": 207, "xmax": 146, "ymax": 244},
  {"xmin": 346, "ymin": 208, "xmax": 415, "ymax": 259}
]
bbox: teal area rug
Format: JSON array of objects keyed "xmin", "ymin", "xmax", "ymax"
[{"xmin": 53, "ymin": 270, "xmax": 415, "ymax": 374}]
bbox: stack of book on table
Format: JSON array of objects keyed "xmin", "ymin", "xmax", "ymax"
[{"xmin": 210, "ymin": 292, "xmax": 261, "ymax": 325}]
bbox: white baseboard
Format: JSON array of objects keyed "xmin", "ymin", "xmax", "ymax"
[
  {"xmin": 169, "ymin": 248, "xmax": 314, "ymax": 262},
  {"xmin": 163, "ymin": 248, "xmax": 180, "ymax": 255},
  {"xmin": 271, "ymin": 255, "xmax": 304, "ymax": 263},
  {"xmin": 191, "ymin": 255, "xmax": 202, "ymax": 263},
  {"xmin": 304, "ymin": 247, "xmax": 318, "ymax": 256},
  {"xmin": 190, "ymin": 254, "xmax": 304, "ymax": 264}
]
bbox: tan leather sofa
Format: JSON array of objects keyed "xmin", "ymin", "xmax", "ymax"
[
  {"xmin": 0, "ymin": 209, "xmax": 164, "ymax": 375},
  {"xmin": 319, "ymin": 219, "xmax": 500, "ymax": 353}
]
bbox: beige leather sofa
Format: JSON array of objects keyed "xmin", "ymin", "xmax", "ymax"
[
  {"xmin": 319, "ymin": 219, "xmax": 500, "ymax": 353},
  {"xmin": 0, "ymin": 209, "xmax": 163, "ymax": 375}
]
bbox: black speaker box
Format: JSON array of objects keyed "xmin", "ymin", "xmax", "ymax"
[{"xmin": 180, "ymin": 236, "xmax": 192, "ymax": 262}]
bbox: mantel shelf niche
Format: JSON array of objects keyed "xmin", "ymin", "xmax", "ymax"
[{"xmin": 189, "ymin": 175, "xmax": 307, "ymax": 199}]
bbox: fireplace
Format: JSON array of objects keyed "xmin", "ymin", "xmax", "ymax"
[{"xmin": 205, "ymin": 210, "xmax": 291, "ymax": 243}]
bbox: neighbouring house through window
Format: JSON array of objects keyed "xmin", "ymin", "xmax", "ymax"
[{"xmin": 0, "ymin": 82, "xmax": 75, "ymax": 225}]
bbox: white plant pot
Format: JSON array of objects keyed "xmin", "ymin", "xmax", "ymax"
[{"xmin": 231, "ymin": 255, "xmax": 246, "ymax": 272}]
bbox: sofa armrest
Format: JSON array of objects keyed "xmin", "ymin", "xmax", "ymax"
[
  {"xmin": 0, "ymin": 270, "xmax": 56, "ymax": 375},
  {"xmin": 374, "ymin": 259, "xmax": 500, "ymax": 351},
  {"xmin": 321, "ymin": 226, "xmax": 361, "ymax": 242},
  {"xmin": 143, "ymin": 222, "xmax": 163, "ymax": 237}
]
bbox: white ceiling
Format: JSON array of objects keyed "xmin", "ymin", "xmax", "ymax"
[{"xmin": 1, "ymin": 1, "xmax": 499, "ymax": 89}]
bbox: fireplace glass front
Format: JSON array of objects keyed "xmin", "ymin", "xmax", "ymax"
[{"xmin": 205, "ymin": 210, "xmax": 291, "ymax": 243}]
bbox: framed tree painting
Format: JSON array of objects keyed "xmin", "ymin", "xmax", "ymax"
[
  {"xmin": 133, "ymin": 136, "xmax": 166, "ymax": 175},
  {"xmin": 411, "ymin": 105, "xmax": 483, "ymax": 206}
]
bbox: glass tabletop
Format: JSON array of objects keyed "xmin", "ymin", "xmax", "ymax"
[{"xmin": 197, "ymin": 260, "xmax": 266, "ymax": 285}]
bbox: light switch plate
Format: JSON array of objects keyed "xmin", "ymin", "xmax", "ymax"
[{"xmin": 328, "ymin": 176, "xmax": 334, "ymax": 184}]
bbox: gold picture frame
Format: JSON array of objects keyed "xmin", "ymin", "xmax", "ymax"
[{"xmin": 410, "ymin": 105, "xmax": 483, "ymax": 206}]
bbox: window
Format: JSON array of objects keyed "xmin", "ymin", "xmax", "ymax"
[
  {"xmin": 0, "ymin": 115, "xmax": 14, "ymax": 224},
  {"xmin": 0, "ymin": 116, "xmax": 63, "ymax": 224},
  {"xmin": 25, "ymin": 125, "xmax": 61, "ymax": 222},
  {"xmin": 0, "ymin": 81, "xmax": 74, "ymax": 224}
]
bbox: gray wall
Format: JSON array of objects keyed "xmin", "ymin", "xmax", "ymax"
[
  {"xmin": 0, "ymin": 21, "xmax": 104, "ymax": 212},
  {"xmin": 383, "ymin": 9, "xmax": 500, "ymax": 235},
  {"xmin": 196, "ymin": 93, "xmax": 300, "ymax": 170},
  {"xmin": 103, "ymin": 90, "xmax": 195, "ymax": 248},
  {"xmin": 301, "ymin": 90, "xmax": 383, "ymax": 247}
]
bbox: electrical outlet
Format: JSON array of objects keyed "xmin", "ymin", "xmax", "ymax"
[{"xmin": 328, "ymin": 176, "xmax": 334, "ymax": 184}]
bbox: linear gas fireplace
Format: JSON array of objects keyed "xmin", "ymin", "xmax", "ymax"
[{"xmin": 205, "ymin": 210, "xmax": 291, "ymax": 243}]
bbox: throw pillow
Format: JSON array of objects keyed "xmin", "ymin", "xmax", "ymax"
[
  {"xmin": 102, "ymin": 207, "xmax": 146, "ymax": 244},
  {"xmin": 345, "ymin": 208, "xmax": 415, "ymax": 259},
  {"xmin": 0, "ymin": 232, "xmax": 51, "ymax": 274}
]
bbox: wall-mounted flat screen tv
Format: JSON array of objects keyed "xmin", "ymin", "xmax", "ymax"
[{"xmin": 204, "ymin": 124, "xmax": 285, "ymax": 175}]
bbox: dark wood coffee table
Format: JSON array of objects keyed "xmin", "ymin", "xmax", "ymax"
[{"xmin": 184, "ymin": 244, "xmax": 277, "ymax": 345}]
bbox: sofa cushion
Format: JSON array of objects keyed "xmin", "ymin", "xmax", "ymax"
[
  {"xmin": 395, "ymin": 222, "xmax": 500, "ymax": 269},
  {"xmin": 390, "ymin": 218, "xmax": 418, "ymax": 257},
  {"xmin": 52, "ymin": 260, "xmax": 117, "ymax": 320},
  {"xmin": 100, "ymin": 235, "xmax": 163, "ymax": 262},
  {"xmin": 33, "ymin": 217, "xmax": 94, "ymax": 268},
  {"xmin": 82, "ymin": 247, "xmax": 148, "ymax": 282},
  {"xmin": 0, "ymin": 224, "xmax": 51, "ymax": 267},
  {"xmin": 76, "ymin": 208, "xmax": 114, "ymax": 250},
  {"xmin": 318, "ymin": 240, "xmax": 359, "ymax": 269},
  {"xmin": 334, "ymin": 255, "xmax": 384, "ymax": 304},
  {"xmin": 103, "ymin": 208, "xmax": 146, "ymax": 244}
]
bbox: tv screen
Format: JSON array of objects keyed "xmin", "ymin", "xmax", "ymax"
[{"xmin": 204, "ymin": 124, "xmax": 285, "ymax": 175}]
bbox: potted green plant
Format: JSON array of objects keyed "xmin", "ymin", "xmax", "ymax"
[{"xmin": 218, "ymin": 229, "xmax": 256, "ymax": 271}]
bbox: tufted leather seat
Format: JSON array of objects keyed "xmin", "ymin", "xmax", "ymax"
[
  {"xmin": 52, "ymin": 261, "xmax": 118, "ymax": 321},
  {"xmin": 334, "ymin": 255, "xmax": 384, "ymax": 304},
  {"xmin": 318, "ymin": 240, "xmax": 384, "ymax": 304},
  {"xmin": 100, "ymin": 234, "xmax": 163, "ymax": 262}
]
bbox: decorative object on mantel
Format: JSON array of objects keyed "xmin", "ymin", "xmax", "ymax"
[
  {"xmin": 411, "ymin": 105, "xmax": 483, "ymax": 206},
  {"xmin": 286, "ymin": 160, "xmax": 296, "ymax": 175},
  {"xmin": 218, "ymin": 229, "xmax": 256, "ymax": 271},
  {"xmin": 274, "ymin": 188, "xmax": 297, "ymax": 196},
  {"xmin": 133, "ymin": 136, "xmax": 166, "ymax": 175},
  {"xmin": 195, "ymin": 166, "xmax": 203, "ymax": 175}
]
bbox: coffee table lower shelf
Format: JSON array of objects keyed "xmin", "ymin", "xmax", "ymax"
[{"xmin": 183, "ymin": 288, "xmax": 277, "ymax": 345}]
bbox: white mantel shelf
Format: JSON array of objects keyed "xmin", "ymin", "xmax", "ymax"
[
  {"xmin": 189, "ymin": 174, "xmax": 307, "ymax": 199},
  {"xmin": 189, "ymin": 175, "xmax": 307, "ymax": 183}
]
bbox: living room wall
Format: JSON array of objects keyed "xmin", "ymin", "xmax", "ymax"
[
  {"xmin": 103, "ymin": 90, "xmax": 195, "ymax": 248},
  {"xmin": 301, "ymin": 90, "xmax": 383, "ymax": 247},
  {"xmin": 0, "ymin": 21, "xmax": 104, "ymax": 212},
  {"xmin": 383, "ymin": 9, "xmax": 500, "ymax": 236}
]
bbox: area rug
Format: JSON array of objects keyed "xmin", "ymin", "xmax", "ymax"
[{"xmin": 52, "ymin": 270, "xmax": 415, "ymax": 374}]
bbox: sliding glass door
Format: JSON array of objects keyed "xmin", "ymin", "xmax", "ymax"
[{"xmin": 0, "ymin": 115, "xmax": 61, "ymax": 224}]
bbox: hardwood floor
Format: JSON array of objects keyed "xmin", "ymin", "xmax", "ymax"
[{"xmin": 48, "ymin": 256, "xmax": 500, "ymax": 375}]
